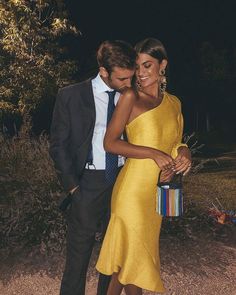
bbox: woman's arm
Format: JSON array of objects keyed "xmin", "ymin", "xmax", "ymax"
[
  {"xmin": 172, "ymin": 113, "xmax": 192, "ymax": 175},
  {"xmin": 104, "ymin": 89, "xmax": 175, "ymax": 171}
]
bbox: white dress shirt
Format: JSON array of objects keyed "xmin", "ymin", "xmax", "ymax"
[{"xmin": 86, "ymin": 74, "xmax": 124, "ymax": 170}]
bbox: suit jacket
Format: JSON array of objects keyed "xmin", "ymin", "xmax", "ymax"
[{"xmin": 49, "ymin": 78, "xmax": 96, "ymax": 191}]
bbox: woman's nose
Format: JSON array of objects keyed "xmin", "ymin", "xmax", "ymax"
[{"xmin": 137, "ymin": 67, "xmax": 145, "ymax": 77}]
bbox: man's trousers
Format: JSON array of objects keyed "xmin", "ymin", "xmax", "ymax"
[{"xmin": 60, "ymin": 169, "xmax": 115, "ymax": 295}]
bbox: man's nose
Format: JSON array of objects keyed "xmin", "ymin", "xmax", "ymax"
[{"xmin": 124, "ymin": 79, "xmax": 132, "ymax": 88}]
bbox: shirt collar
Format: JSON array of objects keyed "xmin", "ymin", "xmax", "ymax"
[{"xmin": 92, "ymin": 74, "xmax": 114, "ymax": 94}]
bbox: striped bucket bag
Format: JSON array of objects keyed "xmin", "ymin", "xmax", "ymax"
[{"xmin": 156, "ymin": 174, "xmax": 183, "ymax": 217}]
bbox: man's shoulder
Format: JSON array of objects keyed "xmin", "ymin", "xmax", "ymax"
[{"xmin": 59, "ymin": 78, "xmax": 93, "ymax": 95}]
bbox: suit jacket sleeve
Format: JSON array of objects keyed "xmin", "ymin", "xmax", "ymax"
[{"xmin": 49, "ymin": 88, "xmax": 79, "ymax": 191}]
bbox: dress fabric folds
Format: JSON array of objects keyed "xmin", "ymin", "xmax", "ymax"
[{"xmin": 96, "ymin": 92, "xmax": 184, "ymax": 293}]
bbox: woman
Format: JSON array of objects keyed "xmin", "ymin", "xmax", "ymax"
[{"xmin": 96, "ymin": 38, "xmax": 191, "ymax": 294}]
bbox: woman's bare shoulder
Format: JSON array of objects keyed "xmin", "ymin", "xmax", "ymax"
[{"xmin": 118, "ymin": 88, "xmax": 137, "ymax": 105}]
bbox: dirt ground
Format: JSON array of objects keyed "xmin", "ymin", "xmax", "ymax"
[
  {"xmin": 1, "ymin": 150, "xmax": 236, "ymax": 295},
  {"xmin": 0, "ymin": 230, "xmax": 235, "ymax": 295}
]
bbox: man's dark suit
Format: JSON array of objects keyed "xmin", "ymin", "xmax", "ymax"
[
  {"xmin": 50, "ymin": 79, "xmax": 95, "ymax": 191},
  {"xmin": 50, "ymin": 78, "xmax": 114, "ymax": 295}
]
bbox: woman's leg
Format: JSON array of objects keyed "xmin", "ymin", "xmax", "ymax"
[
  {"xmin": 124, "ymin": 284, "xmax": 142, "ymax": 295},
  {"xmin": 107, "ymin": 272, "xmax": 124, "ymax": 295}
]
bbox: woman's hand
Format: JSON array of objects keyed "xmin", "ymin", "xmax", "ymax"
[
  {"xmin": 174, "ymin": 146, "xmax": 191, "ymax": 176},
  {"xmin": 153, "ymin": 150, "xmax": 175, "ymax": 171},
  {"xmin": 159, "ymin": 169, "xmax": 175, "ymax": 182}
]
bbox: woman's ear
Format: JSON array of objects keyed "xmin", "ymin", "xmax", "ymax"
[
  {"xmin": 99, "ymin": 67, "xmax": 109, "ymax": 78},
  {"xmin": 160, "ymin": 59, "xmax": 168, "ymax": 71}
]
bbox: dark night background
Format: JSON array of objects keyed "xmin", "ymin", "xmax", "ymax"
[{"xmin": 62, "ymin": 0, "xmax": 236, "ymax": 145}]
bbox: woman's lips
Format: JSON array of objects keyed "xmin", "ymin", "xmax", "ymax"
[{"xmin": 139, "ymin": 77, "xmax": 149, "ymax": 81}]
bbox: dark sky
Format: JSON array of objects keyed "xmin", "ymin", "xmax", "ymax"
[
  {"xmin": 64, "ymin": 0, "xmax": 236, "ymax": 138},
  {"xmin": 65, "ymin": 0, "xmax": 235, "ymax": 57}
]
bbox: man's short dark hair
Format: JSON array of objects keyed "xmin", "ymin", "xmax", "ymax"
[{"xmin": 97, "ymin": 40, "xmax": 136, "ymax": 74}]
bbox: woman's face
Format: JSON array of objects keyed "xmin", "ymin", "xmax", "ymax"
[{"xmin": 135, "ymin": 53, "xmax": 167, "ymax": 89}]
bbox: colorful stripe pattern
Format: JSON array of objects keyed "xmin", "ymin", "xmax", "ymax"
[{"xmin": 156, "ymin": 185, "xmax": 183, "ymax": 216}]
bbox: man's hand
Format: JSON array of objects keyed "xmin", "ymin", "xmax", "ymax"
[
  {"xmin": 69, "ymin": 186, "xmax": 79, "ymax": 195},
  {"xmin": 174, "ymin": 146, "xmax": 191, "ymax": 176}
]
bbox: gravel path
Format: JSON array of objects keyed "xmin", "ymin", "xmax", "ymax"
[{"xmin": 1, "ymin": 232, "xmax": 235, "ymax": 295}]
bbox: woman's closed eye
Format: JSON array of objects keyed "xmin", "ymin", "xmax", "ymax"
[
  {"xmin": 136, "ymin": 62, "xmax": 152, "ymax": 70},
  {"xmin": 144, "ymin": 63, "xmax": 152, "ymax": 69}
]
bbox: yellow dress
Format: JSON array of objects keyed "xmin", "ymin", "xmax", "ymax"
[{"xmin": 96, "ymin": 92, "xmax": 186, "ymax": 293}]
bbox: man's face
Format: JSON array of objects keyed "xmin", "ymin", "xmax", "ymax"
[{"xmin": 100, "ymin": 66, "xmax": 135, "ymax": 92}]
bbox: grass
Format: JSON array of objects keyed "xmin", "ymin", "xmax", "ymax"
[
  {"xmin": 184, "ymin": 170, "xmax": 236, "ymax": 211},
  {"xmin": 160, "ymin": 149, "xmax": 236, "ymax": 237}
]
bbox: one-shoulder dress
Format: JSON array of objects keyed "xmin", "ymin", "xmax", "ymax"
[{"xmin": 96, "ymin": 92, "xmax": 186, "ymax": 293}]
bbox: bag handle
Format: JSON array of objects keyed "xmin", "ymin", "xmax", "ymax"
[{"xmin": 158, "ymin": 171, "xmax": 182, "ymax": 186}]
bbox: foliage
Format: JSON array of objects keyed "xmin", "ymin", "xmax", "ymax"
[
  {"xmin": 0, "ymin": 0, "xmax": 79, "ymax": 129},
  {"xmin": 1, "ymin": 126, "xmax": 235, "ymax": 256},
  {"xmin": 0, "ymin": 127, "xmax": 65, "ymax": 256}
]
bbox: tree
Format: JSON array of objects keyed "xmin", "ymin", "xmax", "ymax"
[{"xmin": 0, "ymin": 0, "xmax": 80, "ymax": 133}]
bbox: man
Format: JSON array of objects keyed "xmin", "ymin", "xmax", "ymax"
[{"xmin": 49, "ymin": 40, "xmax": 136, "ymax": 295}]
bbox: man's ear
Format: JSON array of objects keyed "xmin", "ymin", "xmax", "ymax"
[{"xmin": 99, "ymin": 67, "xmax": 109, "ymax": 78}]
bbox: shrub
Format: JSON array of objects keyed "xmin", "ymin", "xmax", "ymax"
[{"xmin": 0, "ymin": 129, "xmax": 65, "ymax": 256}]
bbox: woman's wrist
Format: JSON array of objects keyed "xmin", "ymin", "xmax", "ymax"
[
  {"xmin": 177, "ymin": 146, "xmax": 185, "ymax": 153},
  {"xmin": 149, "ymin": 148, "xmax": 160, "ymax": 160},
  {"xmin": 177, "ymin": 146, "xmax": 191, "ymax": 156},
  {"xmin": 177, "ymin": 144, "xmax": 188, "ymax": 153}
]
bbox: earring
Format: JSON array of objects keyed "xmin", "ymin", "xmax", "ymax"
[
  {"xmin": 160, "ymin": 69, "xmax": 165, "ymax": 76},
  {"xmin": 159, "ymin": 69, "xmax": 167, "ymax": 93}
]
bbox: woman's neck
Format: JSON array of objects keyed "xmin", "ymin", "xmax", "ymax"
[{"xmin": 140, "ymin": 83, "xmax": 162, "ymax": 102}]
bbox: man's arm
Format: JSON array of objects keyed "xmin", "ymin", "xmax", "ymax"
[{"xmin": 49, "ymin": 88, "xmax": 79, "ymax": 192}]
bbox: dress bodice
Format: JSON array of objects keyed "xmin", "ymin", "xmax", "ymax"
[{"xmin": 125, "ymin": 92, "xmax": 183, "ymax": 155}]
